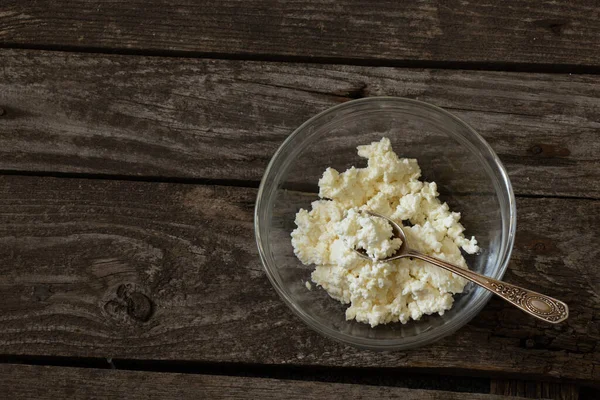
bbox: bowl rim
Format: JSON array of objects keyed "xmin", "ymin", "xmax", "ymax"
[{"xmin": 255, "ymin": 96, "xmax": 517, "ymax": 350}]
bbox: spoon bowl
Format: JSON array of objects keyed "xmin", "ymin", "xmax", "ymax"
[{"xmin": 352, "ymin": 210, "xmax": 409, "ymax": 262}]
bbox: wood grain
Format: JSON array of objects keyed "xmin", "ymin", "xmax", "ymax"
[
  {"xmin": 1, "ymin": 1, "xmax": 600, "ymax": 67},
  {"xmin": 490, "ymin": 379, "xmax": 578, "ymax": 400},
  {"xmin": 1, "ymin": 49, "xmax": 599, "ymax": 198},
  {"xmin": 0, "ymin": 364, "xmax": 523, "ymax": 400},
  {"xmin": 0, "ymin": 175, "xmax": 598, "ymax": 382}
]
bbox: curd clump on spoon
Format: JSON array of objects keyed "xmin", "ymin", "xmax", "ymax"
[
  {"xmin": 335, "ymin": 208, "xmax": 402, "ymax": 261},
  {"xmin": 291, "ymin": 137, "xmax": 479, "ymax": 327}
]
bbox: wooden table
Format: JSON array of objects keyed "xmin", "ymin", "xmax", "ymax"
[{"xmin": 0, "ymin": 2, "xmax": 599, "ymax": 399}]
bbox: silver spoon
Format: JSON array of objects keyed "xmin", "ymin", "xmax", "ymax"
[{"xmin": 353, "ymin": 211, "xmax": 569, "ymax": 324}]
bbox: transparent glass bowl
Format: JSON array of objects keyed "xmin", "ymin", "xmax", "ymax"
[{"xmin": 255, "ymin": 97, "xmax": 516, "ymax": 350}]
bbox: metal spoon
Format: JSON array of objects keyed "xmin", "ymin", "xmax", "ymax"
[{"xmin": 353, "ymin": 211, "xmax": 569, "ymax": 324}]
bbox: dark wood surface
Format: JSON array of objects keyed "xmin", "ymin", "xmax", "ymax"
[
  {"xmin": 491, "ymin": 379, "xmax": 579, "ymax": 400},
  {"xmin": 1, "ymin": 1, "xmax": 599, "ymax": 398},
  {"xmin": 0, "ymin": 364, "xmax": 524, "ymax": 400},
  {"xmin": 1, "ymin": 1, "xmax": 600, "ymax": 67},
  {"xmin": 1, "ymin": 49, "xmax": 599, "ymax": 199},
  {"xmin": 0, "ymin": 175, "xmax": 597, "ymax": 383}
]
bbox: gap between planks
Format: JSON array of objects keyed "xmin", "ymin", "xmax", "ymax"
[
  {"xmin": 3, "ymin": 42, "xmax": 600, "ymax": 76},
  {"xmin": 0, "ymin": 170, "xmax": 598, "ymax": 202},
  {"xmin": 0, "ymin": 363, "xmax": 532, "ymax": 400},
  {"xmin": 1, "ymin": 357, "xmax": 597, "ymax": 399}
]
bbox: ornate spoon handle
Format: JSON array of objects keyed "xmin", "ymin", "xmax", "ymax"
[{"xmin": 406, "ymin": 250, "xmax": 569, "ymax": 323}]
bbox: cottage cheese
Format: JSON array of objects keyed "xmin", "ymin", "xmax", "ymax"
[
  {"xmin": 335, "ymin": 208, "xmax": 402, "ymax": 260},
  {"xmin": 291, "ymin": 137, "xmax": 479, "ymax": 327}
]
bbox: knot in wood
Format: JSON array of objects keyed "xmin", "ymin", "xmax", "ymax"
[
  {"xmin": 104, "ymin": 284, "xmax": 154, "ymax": 324},
  {"xmin": 549, "ymin": 22, "xmax": 565, "ymax": 36},
  {"xmin": 126, "ymin": 292, "xmax": 153, "ymax": 322},
  {"xmin": 530, "ymin": 145, "xmax": 543, "ymax": 155},
  {"xmin": 0, "ymin": 107, "xmax": 5, "ymax": 116}
]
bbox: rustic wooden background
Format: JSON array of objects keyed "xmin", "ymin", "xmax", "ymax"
[{"xmin": 0, "ymin": 1, "xmax": 599, "ymax": 399}]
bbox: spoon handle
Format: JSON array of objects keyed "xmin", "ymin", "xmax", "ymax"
[{"xmin": 406, "ymin": 250, "xmax": 569, "ymax": 324}]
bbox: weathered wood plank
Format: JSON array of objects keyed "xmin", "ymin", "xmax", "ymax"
[
  {"xmin": 1, "ymin": 49, "xmax": 599, "ymax": 198},
  {"xmin": 1, "ymin": 1, "xmax": 599, "ymax": 67},
  {"xmin": 0, "ymin": 175, "xmax": 598, "ymax": 382},
  {"xmin": 0, "ymin": 364, "xmax": 522, "ymax": 400},
  {"xmin": 490, "ymin": 379, "xmax": 579, "ymax": 400}
]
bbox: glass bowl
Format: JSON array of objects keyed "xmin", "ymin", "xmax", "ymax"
[{"xmin": 255, "ymin": 97, "xmax": 516, "ymax": 350}]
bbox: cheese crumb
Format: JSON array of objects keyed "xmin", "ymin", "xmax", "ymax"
[
  {"xmin": 335, "ymin": 208, "xmax": 402, "ymax": 260},
  {"xmin": 291, "ymin": 137, "xmax": 479, "ymax": 327}
]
